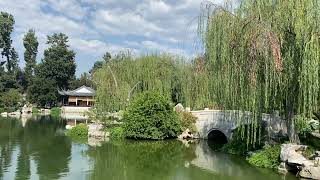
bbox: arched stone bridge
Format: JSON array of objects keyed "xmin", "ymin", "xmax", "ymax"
[{"xmin": 191, "ymin": 110, "xmax": 252, "ymax": 141}]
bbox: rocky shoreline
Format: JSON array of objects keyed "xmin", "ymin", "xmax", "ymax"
[{"xmin": 279, "ymin": 144, "xmax": 320, "ymax": 179}]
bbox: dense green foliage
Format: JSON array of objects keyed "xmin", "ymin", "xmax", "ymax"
[
  {"xmin": 93, "ymin": 54, "xmax": 217, "ymax": 114},
  {"xmin": 221, "ymin": 126, "xmax": 263, "ymax": 155},
  {"xmin": 123, "ymin": 91, "xmax": 182, "ymax": 140},
  {"xmin": 0, "ymin": 11, "xmax": 79, "ymax": 109},
  {"xmin": 36, "ymin": 33, "xmax": 76, "ymax": 89},
  {"xmin": 0, "ymin": 89, "xmax": 22, "ymax": 112},
  {"xmin": 27, "ymin": 33, "xmax": 76, "ymax": 107},
  {"xmin": 23, "ymin": 29, "xmax": 38, "ymax": 88},
  {"xmin": 32, "ymin": 107, "xmax": 40, "ymax": 114},
  {"xmin": 198, "ymin": 0, "xmax": 320, "ymax": 144},
  {"xmin": 179, "ymin": 111, "xmax": 197, "ymax": 133},
  {"xmin": 247, "ymin": 145, "xmax": 281, "ymax": 169},
  {"xmin": 0, "ymin": 12, "xmax": 17, "ymax": 73},
  {"xmin": 50, "ymin": 107, "xmax": 61, "ymax": 117},
  {"xmin": 69, "ymin": 72, "xmax": 94, "ymax": 90},
  {"xmin": 27, "ymin": 77, "xmax": 57, "ymax": 107},
  {"xmin": 295, "ymin": 115, "xmax": 313, "ymax": 137},
  {"xmin": 65, "ymin": 124, "xmax": 88, "ymax": 141},
  {"xmin": 109, "ymin": 126, "xmax": 125, "ymax": 140}
]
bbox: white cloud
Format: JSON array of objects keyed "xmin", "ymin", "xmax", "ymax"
[
  {"xmin": 69, "ymin": 38, "xmax": 139, "ymax": 56},
  {"xmin": 93, "ymin": 10, "xmax": 165, "ymax": 37},
  {"xmin": 42, "ymin": 0, "xmax": 88, "ymax": 20},
  {"xmin": 0, "ymin": 0, "xmax": 216, "ymax": 74}
]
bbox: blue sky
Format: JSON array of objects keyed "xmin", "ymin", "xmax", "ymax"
[{"xmin": 0, "ymin": 0, "xmax": 221, "ymax": 76}]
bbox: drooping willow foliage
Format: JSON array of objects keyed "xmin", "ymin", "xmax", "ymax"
[
  {"xmin": 199, "ymin": 0, "xmax": 320, "ymax": 144},
  {"xmin": 93, "ymin": 53, "xmax": 221, "ymax": 114}
]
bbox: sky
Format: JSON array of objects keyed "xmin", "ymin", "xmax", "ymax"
[{"xmin": 0, "ymin": 0, "xmax": 221, "ymax": 76}]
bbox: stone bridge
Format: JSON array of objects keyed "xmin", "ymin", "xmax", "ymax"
[
  {"xmin": 191, "ymin": 110, "xmax": 252, "ymax": 141},
  {"xmin": 190, "ymin": 110, "xmax": 285, "ymax": 142}
]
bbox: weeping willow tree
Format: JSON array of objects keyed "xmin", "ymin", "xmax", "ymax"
[
  {"xmin": 93, "ymin": 54, "xmax": 188, "ymax": 113},
  {"xmin": 199, "ymin": 0, "xmax": 320, "ymax": 144},
  {"xmin": 93, "ymin": 52, "xmax": 224, "ymax": 115}
]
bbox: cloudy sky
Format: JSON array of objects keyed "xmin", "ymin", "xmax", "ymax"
[{"xmin": 0, "ymin": 0, "xmax": 220, "ymax": 75}]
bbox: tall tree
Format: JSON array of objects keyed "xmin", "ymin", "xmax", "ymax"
[
  {"xmin": 69, "ymin": 72, "xmax": 95, "ymax": 89},
  {"xmin": 199, "ymin": 0, "xmax": 320, "ymax": 144},
  {"xmin": 0, "ymin": 12, "xmax": 15, "ymax": 72},
  {"xmin": 23, "ymin": 29, "xmax": 38, "ymax": 85},
  {"xmin": 36, "ymin": 33, "xmax": 76, "ymax": 89}
]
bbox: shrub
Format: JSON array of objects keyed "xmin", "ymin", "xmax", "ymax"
[
  {"xmin": 65, "ymin": 124, "xmax": 88, "ymax": 140},
  {"xmin": 32, "ymin": 107, "xmax": 40, "ymax": 114},
  {"xmin": 109, "ymin": 126, "xmax": 125, "ymax": 139},
  {"xmin": 0, "ymin": 89, "xmax": 22, "ymax": 112},
  {"xmin": 295, "ymin": 115, "xmax": 312, "ymax": 137},
  {"xmin": 179, "ymin": 111, "xmax": 197, "ymax": 132},
  {"xmin": 247, "ymin": 145, "xmax": 281, "ymax": 169},
  {"xmin": 51, "ymin": 107, "xmax": 61, "ymax": 117},
  {"xmin": 123, "ymin": 91, "xmax": 182, "ymax": 140}
]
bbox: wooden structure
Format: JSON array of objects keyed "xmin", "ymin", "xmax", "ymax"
[{"xmin": 58, "ymin": 86, "xmax": 95, "ymax": 107}]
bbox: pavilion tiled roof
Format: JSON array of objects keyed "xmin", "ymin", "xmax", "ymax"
[{"xmin": 58, "ymin": 85, "xmax": 95, "ymax": 97}]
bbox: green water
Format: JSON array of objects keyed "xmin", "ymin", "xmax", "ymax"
[{"xmin": 0, "ymin": 116, "xmax": 297, "ymax": 180}]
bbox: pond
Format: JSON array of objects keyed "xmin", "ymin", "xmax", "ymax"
[{"xmin": 0, "ymin": 116, "xmax": 297, "ymax": 180}]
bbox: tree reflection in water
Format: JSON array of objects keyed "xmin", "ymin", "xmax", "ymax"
[{"xmin": 0, "ymin": 116, "xmax": 71, "ymax": 180}]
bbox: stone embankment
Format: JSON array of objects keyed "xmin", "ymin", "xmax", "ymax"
[
  {"xmin": 279, "ymin": 144, "xmax": 320, "ymax": 179},
  {"xmin": 87, "ymin": 123, "xmax": 109, "ymax": 147}
]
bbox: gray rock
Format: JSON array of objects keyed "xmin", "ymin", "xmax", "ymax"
[
  {"xmin": 278, "ymin": 162, "xmax": 288, "ymax": 174},
  {"xmin": 0, "ymin": 112, "xmax": 8, "ymax": 117},
  {"xmin": 299, "ymin": 166, "xmax": 320, "ymax": 179},
  {"xmin": 178, "ymin": 128, "xmax": 194, "ymax": 139},
  {"xmin": 88, "ymin": 123, "xmax": 106, "ymax": 139},
  {"xmin": 280, "ymin": 144, "xmax": 307, "ymax": 162},
  {"xmin": 174, "ymin": 103, "xmax": 184, "ymax": 112}
]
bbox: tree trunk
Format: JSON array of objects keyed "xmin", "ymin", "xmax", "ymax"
[{"xmin": 287, "ymin": 108, "xmax": 300, "ymax": 144}]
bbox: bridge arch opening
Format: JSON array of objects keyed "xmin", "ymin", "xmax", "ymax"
[{"xmin": 207, "ymin": 129, "xmax": 228, "ymax": 150}]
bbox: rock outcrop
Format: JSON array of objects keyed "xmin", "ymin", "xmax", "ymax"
[{"xmin": 279, "ymin": 143, "xmax": 320, "ymax": 179}]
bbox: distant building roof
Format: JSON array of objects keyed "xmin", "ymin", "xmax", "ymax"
[{"xmin": 58, "ymin": 86, "xmax": 96, "ymax": 97}]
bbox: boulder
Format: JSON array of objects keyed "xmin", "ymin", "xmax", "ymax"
[
  {"xmin": 88, "ymin": 123, "xmax": 106, "ymax": 139},
  {"xmin": 65, "ymin": 125, "xmax": 73, "ymax": 130},
  {"xmin": 178, "ymin": 128, "xmax": 194, "ymax": 139},
  {"xmin": 287, "ymin": 154, "xmax": 314, "ymax": 167},
  {"xmin": 280, "ymin": 144, "xmax": 307, "ymax": 162},
  {"xmin": 8, "ymin": 111, "xmax": 21, "ymax": 118},
  {"xmin": 0, "ymin": 112, "xmax": 8, "ymax": 117},
  {"xmin": 174, "ymin": 103, "xmax": 184, "ymax": 112},
  {"xmin": 278, "ymin": 162, "xmax": 290, "ymax": 174},
  {"xmin": 299, "ymin": 166, "xmax": 320, "ymax": 179}
]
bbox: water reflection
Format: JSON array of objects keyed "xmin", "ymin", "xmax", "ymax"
[
  {"xmin": 0, "ymin": 117, "xmax": 297, "ymax": 180},
  {"xmin": 0, "ymin": 117, "xmax": 70, "ymax": 180}
]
